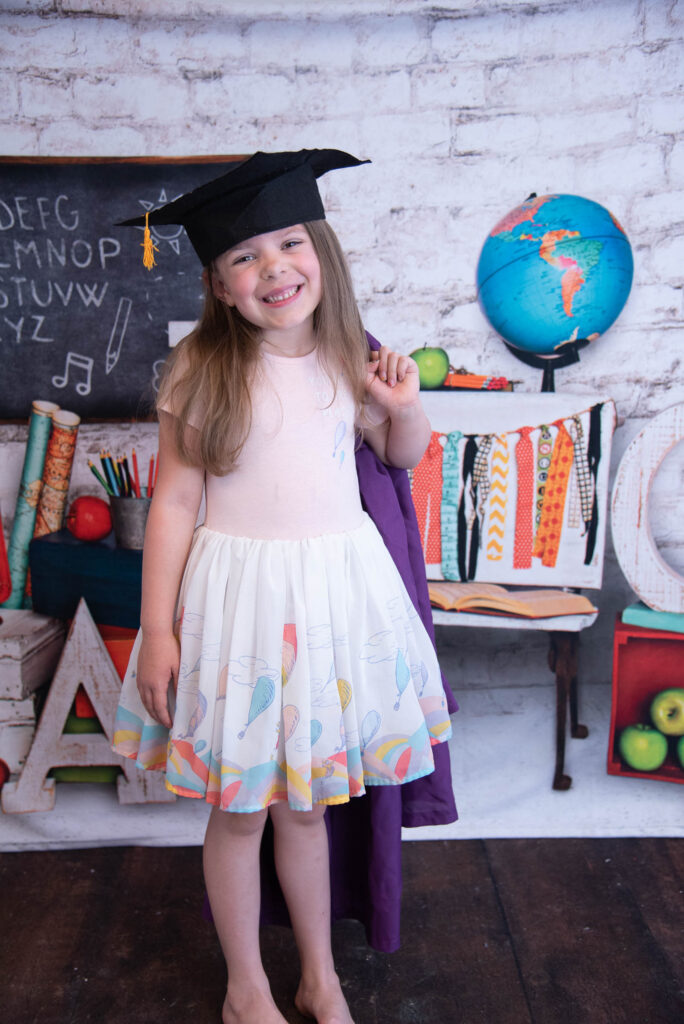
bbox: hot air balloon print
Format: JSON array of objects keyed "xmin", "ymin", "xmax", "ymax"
[
  {"xmin": 394, "ymin": 650, "xmax": 411, "ymax": 710},
  {"xmin": 337, "ymin": 678, "xmax": 352, "ymax": 712},
  {"xmin": 310, "ymin": 718, "xmax": 323, "ymax": 747},
  {"xmin": 360, "ymin": 709, "xmax": 381, "ymax": 751},
  {"xmin": 238, "ymin": 675, "xmax": 276, "ymax": 739},
  {"xmin": 282, "ymin": 704, "xmax": 300, "ymax": 742},
  {"xmin": 179, "ymin": 690, "xmax": 207, "ymax": 739},
  {"xmin": 281, "ymin": 623, "xmax": 297, "ymax": 687}
]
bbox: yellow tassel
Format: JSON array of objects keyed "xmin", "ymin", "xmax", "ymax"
[{"xmin": 142, "ymin": 211, "xmax": 159, "ymax": 270}]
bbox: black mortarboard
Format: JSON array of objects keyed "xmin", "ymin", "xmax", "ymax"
[{"xmin": 119, "ymin": 148, "xmax": 370, "ymax": 268}]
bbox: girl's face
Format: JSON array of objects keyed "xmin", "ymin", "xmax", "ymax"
[{"xmin": 212, "ymin": 224, "xmax": 322, "ymax": 352}]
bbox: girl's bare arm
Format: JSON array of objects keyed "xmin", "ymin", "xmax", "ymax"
[{"xmin": 136, "ymin": 411, "xmax": 205, "ymax": 727}]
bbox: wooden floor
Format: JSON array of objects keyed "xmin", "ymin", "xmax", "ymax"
[{"xmin": 1, "ymin": 838, "xmax": 682, "ymax": 1024}]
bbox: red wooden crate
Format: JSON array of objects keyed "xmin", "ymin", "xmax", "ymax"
[{"xmin": 607, "ymin": 617, "xmax": 684, "ymax": 784}]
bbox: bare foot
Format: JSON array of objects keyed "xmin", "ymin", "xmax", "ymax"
[
  {"xmin": 222, "ymin": 983, "xmax": 288, "ymax": 1024},
  {"xmin": 295, "ymin": 973, "xmax": 354, "ymax": 1024}
]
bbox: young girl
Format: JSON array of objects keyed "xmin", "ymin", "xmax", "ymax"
[{"xmin": 113, "ymin": 149, "xmax": 456, "ymax": 1024}]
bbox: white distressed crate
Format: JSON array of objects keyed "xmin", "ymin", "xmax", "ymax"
[{"xmin": 0, "ymin": 610, "xmax": 66, "ymax": 699}]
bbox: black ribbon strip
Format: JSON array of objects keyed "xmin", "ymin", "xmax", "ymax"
[
  {"xmin": 457, "ymin": 435, "xmax": 479, "ymax": 581},
  {"xmin": 584, "ymin": 402, "xmax": 603, "ymax": 564}
]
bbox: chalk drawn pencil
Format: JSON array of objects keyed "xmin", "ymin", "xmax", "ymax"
[{"xmin": 105, "ymin": 297, "xmax": 132, "ymax": 375}]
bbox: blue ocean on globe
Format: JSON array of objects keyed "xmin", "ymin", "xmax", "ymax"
[{"xmin": 476, "ymin": 193, "xmax": 634, "ymax": 356}]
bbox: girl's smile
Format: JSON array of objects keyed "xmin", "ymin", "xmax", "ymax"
[{"xmin": 211, "ymin": 225, "xmax": 322, "ymax": 354}]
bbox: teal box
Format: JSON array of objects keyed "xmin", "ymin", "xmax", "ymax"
[{"xmin": 29, "ymin": 530, "xmax": 142, "ymax": 628}]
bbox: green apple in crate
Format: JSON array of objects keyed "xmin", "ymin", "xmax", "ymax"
[
  {"xmin": 677, "ymin": 736, "xmax": 684, "ymax": 770},
  {"xmin": 618, "ymin": 724, "xmax": 668, "ymax": 772},
  {"xmin": 410, "ymin": 345, "xmax": 450, "ymax": 389},
  {"xmin": 650, "ymin": 688, "xmax": 684, "ymax": 736}
]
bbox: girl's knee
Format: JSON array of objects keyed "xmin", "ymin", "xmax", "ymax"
[
  {"xmin": 269, "ymin": 802, "xmax": 327, "ymax": 831},
  {"xmin": 209, "ymin": 805, "xmax": 268, "ymax": 836}
]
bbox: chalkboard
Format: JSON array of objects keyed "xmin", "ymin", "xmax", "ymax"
[{"xmin": 0, "ymin": 157, "xmax": 240, "ymax": 420}]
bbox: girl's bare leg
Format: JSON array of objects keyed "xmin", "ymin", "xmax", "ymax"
[
  {"xmin": 269, "ymin": 802, "xmax": 354, "ymax": 1024},
  {"xmin": 203, "ymin": 805, "xmax": 288, "ymax": 1024}
]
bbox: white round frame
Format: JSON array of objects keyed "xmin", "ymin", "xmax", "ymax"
[{"xmin": 611, "ymin": 403, "xmax": 684, "ymax": 613}]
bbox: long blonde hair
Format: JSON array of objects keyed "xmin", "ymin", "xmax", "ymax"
[{"xmin": 156, "ymin": 220, "xmax": 369, "ymax": 476}]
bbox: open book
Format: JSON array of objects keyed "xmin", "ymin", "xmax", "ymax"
[{"xmin": 428, "ymin": 581, "xmax": 598, "ymax": 619}]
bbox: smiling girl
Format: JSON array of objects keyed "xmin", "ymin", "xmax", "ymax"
[{"xmin": 113, "ymin": 150, "xmax": 455, "ymax": 1024}]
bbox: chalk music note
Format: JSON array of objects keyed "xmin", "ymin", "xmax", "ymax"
[
  {"xmin": 105, "ymin": 297, "xmax": 132, "ymax": 374},
  {"xmin": 52, "ymin": 351, "xmax": 94, "ymax": 396}
]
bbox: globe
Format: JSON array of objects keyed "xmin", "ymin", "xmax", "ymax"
[{"xmin": 476, "ymin": 193, "xmax": 634, "ymax": 357}]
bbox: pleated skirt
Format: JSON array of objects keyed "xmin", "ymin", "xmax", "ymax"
[{"xmin": 113, "ymin": 513, "xmax": 452, "ymax": 812}]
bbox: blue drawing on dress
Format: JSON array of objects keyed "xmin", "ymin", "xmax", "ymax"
[
  {"xmin": 307, "ymin": 623, "xmax": 348, "ymax": 650},
  {"xmin": 393, "ymin": 650, "xmax": 411, "ymax": 710},
  {"xmin": 332, "ymin": 420, "xmax": 346, "ymax": 466},
  {"xmin": 359, "ymin": 629, "xmax": 396, "ymax": 664},
  {"xmin": 238, "ymin": 675, "xmax": 276, "ymax": 739},
  {"xmin": 179, "ymin": 690, "xmax": 207, "ymax": 739},
  {"xmin": 360, "ymin": 709, "xmax": 381, "ymax": 751}
]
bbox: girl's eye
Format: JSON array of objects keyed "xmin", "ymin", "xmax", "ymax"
[
  {"xmin": 283, "ymin": 239, "xmax": 303, "ymax": 250},
  {"xmin": 232, "ymin": 253, "xmax": 254, "ymax": 265}
]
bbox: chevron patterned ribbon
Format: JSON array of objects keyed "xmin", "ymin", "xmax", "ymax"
[
  {"xmin": 535, "ymin": 424, "xmax": 553, "ymax": 532},
  {"xmin": 487, "ymin": 434, "xmax": 508, "ymax": 561},
  {"xmin": 533, "ymin": 421, "xmax": 574, "ymax": 568},
  {"xmin": 513, "ymin": 426, "xmax": 534, "ymax": 568},
  {"xmin": 440, "ymin": 430, "xmax": 462, "ymax": 579}
]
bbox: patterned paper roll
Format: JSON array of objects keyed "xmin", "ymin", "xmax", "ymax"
[
  {"xmin": 33, "ymin": 410, "xmax": 81, "ymax": 538},
  {"xmin": 23, "ymin": 410, "xmax": 81, "ymax": 604},
  {"xmin": 0, "ymin": 400, "xmax": 58, "ymax": 609}
]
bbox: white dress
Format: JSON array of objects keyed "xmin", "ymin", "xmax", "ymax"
[{"xmin": 113, "ymin": 348, "xmax": 452, "ymax": 812}]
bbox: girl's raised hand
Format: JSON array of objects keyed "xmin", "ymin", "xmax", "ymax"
[
  {"xmin": 135, "ymin": 632, "xmax": 179, "ymax": 729},
  {"xmin": 366, "ymin": 346, "xmax": 421, "ymax": 410}
]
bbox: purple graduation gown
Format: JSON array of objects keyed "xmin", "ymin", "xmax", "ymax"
[{"xmin": 257, "ymin": 333, "xmax": 458, "ymax": 953}]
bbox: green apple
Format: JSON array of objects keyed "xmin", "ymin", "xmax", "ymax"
[
  {"xmin": 618, "ymin": 723, "xmax": 668, "ymax": 772},
  {"xmin": 410, "ymin": 346, "xmax": 450, "ymax": 389},
  {"xmin": 650, "ymin": 688, "xmax": 684, "ymax": 736},
  {"xmin": 677, "ymin": 735, "xmax": 684, "ymax": 770}
]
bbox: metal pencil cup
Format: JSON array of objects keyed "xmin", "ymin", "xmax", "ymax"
[{"xmin": 109, "ymin": 491, "xmax": 151, "ymax": 550}]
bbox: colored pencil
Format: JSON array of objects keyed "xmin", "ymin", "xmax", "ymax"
[
  {"xmin": 88, "ymin": 460, "xmax": 114, "ymax": 496},
  {"xmin": 103, "ymin": 454, "xmax": 119, "ymax": 496},
  {"xmin": 131, "ymin": 448, "xmax": 141, "ymax": 498},
  {"xmin": 153, "ymin": 452, "xmax": 159, "ymax": 493},
  {"xmin": 148, "ymin": 455, "xmax": 154, "ymax": 497},
  {"xmin": 122, "ymin": 456, "xmax": 135, "ymax": 498}
]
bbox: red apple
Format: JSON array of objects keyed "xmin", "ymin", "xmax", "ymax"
[{"xmin": 66, "ymin": 496, "xmax": 112, "ymax": 542}]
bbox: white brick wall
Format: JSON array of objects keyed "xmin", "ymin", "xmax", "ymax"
[{"xmin": 1, "ymin": 0, "xmax": 682, "ymax": 691}]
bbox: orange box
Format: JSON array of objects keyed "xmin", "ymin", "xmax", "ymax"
[
  {"xmin": 607, "ymin": 617, "xmax": 684, "ymax": 784},
  {"xmin": 98, "ymin": 624, "xmax": 137, "ymax": 682}
]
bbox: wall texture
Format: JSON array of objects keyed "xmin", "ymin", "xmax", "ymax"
[{"xmin": 1, "ymin": 0, "xmax": 682, "ymax": 689}]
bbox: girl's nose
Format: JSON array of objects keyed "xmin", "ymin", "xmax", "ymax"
[{"xmin": 261, "ymin": 250, "xmax": 286, "ymax": 278}]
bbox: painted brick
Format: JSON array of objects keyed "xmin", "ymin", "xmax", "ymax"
[
  {"xmin": 293, "ymin": 69, "xmax": 411, "ymax": 119},
  {"xmin": 412, "ymin": 65, "xmax": 487, "ymax": 112},
  {"xmin": 637, "ymin": 94, "xmax": 684, "ymax": 138},
  {"xmin": 247, "ymin": 19, "xmax": 356, "ymax": 70},
  {"xmin": 192, "ymin": 71, "xmax": 297, "ymax": 120},
  {"xmin": 71, "ymin": 72, "xmax": 190, "ymax": 122},
  {"xmin": 643, "ymin": 0, "xmax": 684, "ymax": 43},
  {"xmin": 18, "ymin": 72, "xmax": 75, "ymax": 120},
  {"xmin": 38, "ymin": 121, "xmax": 146, "ymax": 155},
  {"xmin": 359, "ymin": 112, "xmax": 450, "ymax": 159},
  {"xmin": 355, "ymin": 15, "xmax": 429, "ymax": 67},
  {"xmin": 454, "ymin": 114, "xmax": 541, "ymax": 156},
  {"xmin": 9, "ymin": 15, "xmax": 134, "ymax": 72},
  {"xmin": 670, "ymin": 140, "xmax": 684, "ymax": 186},
  {"xmin": 135, "ymin": 23, "xmax": 248, "ymax": 70},
  {"xmin": 630, "ymin": 191, "xmax": 684, "ymax": 235}
]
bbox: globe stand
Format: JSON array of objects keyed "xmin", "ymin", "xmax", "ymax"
[{"xmin": 503, "ymin": 337, "xmax": 591, "ymax": 392}]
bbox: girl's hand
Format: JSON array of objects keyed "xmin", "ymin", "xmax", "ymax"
[
  {"xmin": 366, "ymin": 346, "xmax": 421, "ymax": 411},
  {"xmin": 135, "ymin": 632, "xmax": 180, "ymax": 729}
]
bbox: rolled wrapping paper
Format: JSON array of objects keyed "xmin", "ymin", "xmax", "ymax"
[
  {"xmin": 1, "ymin": 400, "xmax": 59, "ymax": 609},
  {"xmin": 33, "ymin": 410, "xmax": 81, "ymax": 537},
  {"xmin": 24, "ymin": 409, "xmax": 81, "ymax": 603}
]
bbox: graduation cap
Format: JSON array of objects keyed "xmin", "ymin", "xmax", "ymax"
[{"xmin": 119, "ymin": 148, "xmax": 370, "ymax": 269}]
